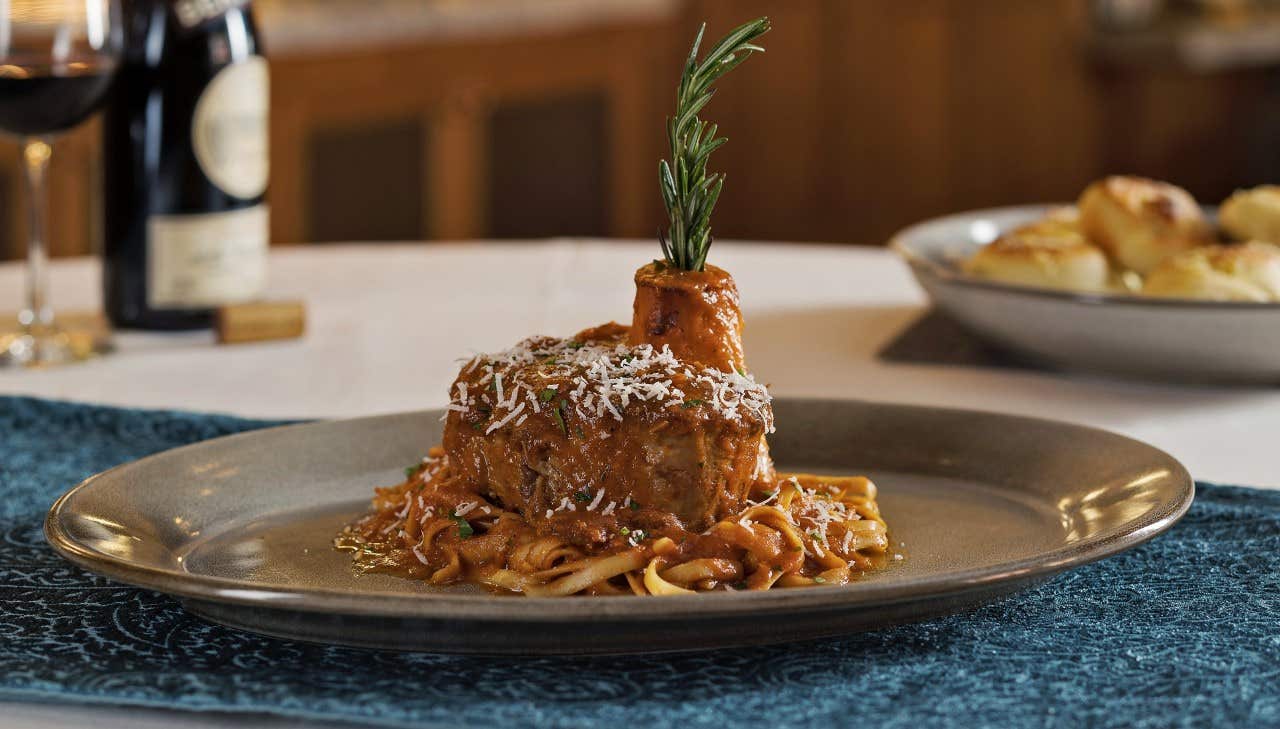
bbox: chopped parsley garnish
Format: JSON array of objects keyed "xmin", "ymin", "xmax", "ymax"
[
  {"xmin": 681, "ymin": 399, "xmax": 704, "ymax": 409},
  {"xmin": 629, "ymin": 500, "xmax": 641, "ymax": 511},
  {"xmin": 736, "ymin": 367, "xmax": 746, "ymax": 376},
  {"xmin": 620, "ymin": 527, "xmax": 631, "ymax": 535},
  {"xmin": 470, "ymin": 422, "xmax": 484, "ymax": 432},
  {"xmin": 732, "ymin": 581, "xmax": 748, "ymax": 591},
  {"xmin": 567, "ymin": 341, "xmax": 585, "ymax": 350},
  {"xmin": 404, "ymin": 465, "xmax": 417, "ymax": 478},
  {"xmin": 813, "ymin": 576, "xmax": 826, "ymax": 584},
  {"xmin": 539, "ymin": 388, "xmax": 557, "ymax": 402},
  {"xmin": 551, "ymin": 403, "xmax": 568, "ymax": 435},
  {"xmin": 573, "ymin": 490, "xmax": 591, "ymax": 503},
  {"xmin": 448, "ymin": 510, "xmax": 474, "ymax": 539}
]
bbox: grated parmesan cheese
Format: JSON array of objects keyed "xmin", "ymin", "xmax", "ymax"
[
  {"xmin": 485, "ymin": 401, "xmax": 526, "ymax": 434},
  {"xmin": 446, "ymin": 335, "xmax": 773, "ymax": 435},
  {"xmin": 788, "ymin": 482, "xmax": 856, "ymax": 556},
  {"xmin": 586, "ymin": 487, "xmax": 605, "ymax": 511}
]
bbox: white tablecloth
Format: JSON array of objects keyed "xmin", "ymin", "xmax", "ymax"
[
  {"xmin": 2, "ymin": 240, "xmax": 1278, "ymax": 487},
  {"xmin": 1, "ymin": 239, "xmax": 1278, "ymax": 726}
]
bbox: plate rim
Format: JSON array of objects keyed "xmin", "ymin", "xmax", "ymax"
[
  {"xmin": 44, "ymin": 399, "xmax": 1196, "ymax": 622},
  {"xmin": 889, "ymin": 203, "xmax": 1280, "ymax": 310}
]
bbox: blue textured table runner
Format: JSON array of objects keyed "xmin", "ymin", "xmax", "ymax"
[{"xmin": 0, "ymin": 395, "xmax": 1277, "ymax": 728}]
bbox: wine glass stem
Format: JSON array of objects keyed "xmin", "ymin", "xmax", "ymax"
[{"xmin": 20, "ymin": 137, "xmax": 54, "ymax": 333}]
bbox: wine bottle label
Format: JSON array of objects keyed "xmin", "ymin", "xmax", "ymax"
[
  {"xmin": 147, "ymin": 205, "xmax": 268, "ymax": 309},
  {"xmin": 191, "ymin": 55, "xmax": 269, "ymax": 200}
]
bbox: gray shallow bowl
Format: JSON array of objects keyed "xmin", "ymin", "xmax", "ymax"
[
  {"xmin": 891, "ymin": 205, "xmax": 1280, "ymax": 384},
  {"xmin": 46, "ymin": 399, "xmax": 1193, "ymax": 655}
]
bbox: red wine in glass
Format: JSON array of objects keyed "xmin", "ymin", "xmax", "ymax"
[
  {"xmin": 0, "ymin": 56, "xmax": 116, "ymax": 136},
  {"xmin": 0, "ymin": 0, "xmax": 121, "ymax": 368}
]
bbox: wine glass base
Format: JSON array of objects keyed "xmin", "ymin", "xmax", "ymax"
[{"xmin": 0, "ymin": 316, "xmax": 113, "ymax": 368}]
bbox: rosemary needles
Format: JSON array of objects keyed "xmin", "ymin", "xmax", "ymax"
[{"xmin": 658, "ymin": 16, "xmax": 770, "ymax": 271}]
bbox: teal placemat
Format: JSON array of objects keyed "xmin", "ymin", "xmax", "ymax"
[{"xmin": 0, "ymin": 396, "xmax": 1277, "ymax": 728}]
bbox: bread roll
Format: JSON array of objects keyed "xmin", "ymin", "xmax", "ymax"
[
  {"xmin": 964, "ymin": 228, "xmax": 1110, "ymax": 293},
  {"xmin": 1078, "ymin": 176, "xmax": 1215, "ymax": 274},
  {"xmin": 1012, "ymin": 206, "xmax": 1082, "ymax": 237},
  {"xmin": 1142, "ymin": 241, "xmax": 1280, "ymax": 302},
  {"xmin": 1219, "ymin": 185, "xmax": 1280, "ymax": 244}
]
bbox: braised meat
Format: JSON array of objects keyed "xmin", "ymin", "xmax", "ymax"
[{"xmin": 442, "ymin": 326, "xmax": 772, "ymax": 537}]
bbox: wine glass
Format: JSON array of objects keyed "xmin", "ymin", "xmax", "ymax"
[{"xmin": 0, "ymin": 0, "xmax": 120, "ymax": 367}]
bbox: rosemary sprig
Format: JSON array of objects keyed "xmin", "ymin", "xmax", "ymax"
[{"xmin": 658, "ymin": 16, "xmax": 770, "ymax": 271}]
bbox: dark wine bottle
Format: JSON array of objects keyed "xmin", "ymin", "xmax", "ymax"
[{"xmin": 103, "ymin": 0, "xmax": 268, "ymax": 330}]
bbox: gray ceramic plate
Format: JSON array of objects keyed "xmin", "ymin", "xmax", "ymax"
[
  {"xmin": 891, "ymin": 205, "xmax": 1280, "ymax": 384},
  {"xmin": 46, "ymin": 399, "xmax": 1193, "ymax": 655}
]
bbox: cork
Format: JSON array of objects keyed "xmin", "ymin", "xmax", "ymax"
[{"xmin": 215, "ymin": 301, "xmax": 306, "ymax": 344}]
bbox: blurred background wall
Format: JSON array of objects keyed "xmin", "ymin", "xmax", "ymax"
[{"xmin": 2, "ymin": 0, "xmax": 1278, "ymax": 260}]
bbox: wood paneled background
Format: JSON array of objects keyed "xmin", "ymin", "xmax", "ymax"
[
  {"xmin": 1, "ymin": 0, "xmax": 1274, "ymax": 261},
  {"xmin": 696, "ymin": 0, "xmax": 1275, "ymax": 244}
]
